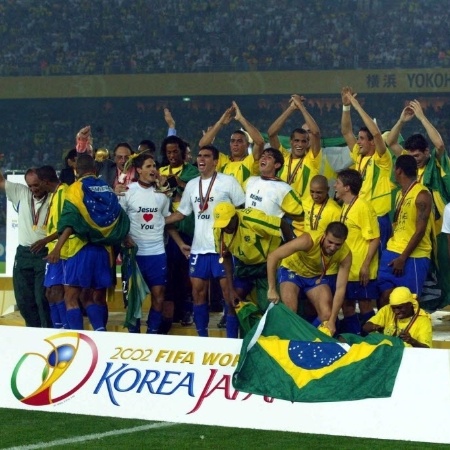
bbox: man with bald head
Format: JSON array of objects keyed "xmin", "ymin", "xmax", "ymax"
[{"xmin": 302, "ymin": 175, "xmax": 341, "ymax": 234}]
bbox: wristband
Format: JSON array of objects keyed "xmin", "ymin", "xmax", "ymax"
[{"xmin": 342, "ymin": 105, "xmax": 351, "ymax": 112}]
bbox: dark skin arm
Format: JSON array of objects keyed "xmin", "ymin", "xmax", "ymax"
[{"xmin": 389, "ymin": 190, "xmax": 432, "ymax": 276}]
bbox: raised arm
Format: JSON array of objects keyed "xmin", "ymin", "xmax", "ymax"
[
  {"xmin": 232, "ymin": 101, "xmax": 265, "ymax": 161},
  {"xmin": 346, "ymin": 92, "xmax": 387, "ymax": 156},
  {"xmin": 267, "ymin": 99, "xmax": 297, "ymax": 149},
  {"xmin": 164, "ymin": 108, "xmax": 176, "ymax": 136},
  {"xmin": 291, "ymin": 94, "xmax": 321, "ymax": 157},
  {"xmin": 199, "ymin": 106, "xmax": 234, "ymax": 148},
  {"xmin": 340, "ymin": 86, "xmax": 357, "ymax": 150},
  {"xmin": 409, "ymin": 99, "xmax": 445, "ymax": 159},
  {"xmin": 385, "ymin": 106, "xmax": 414, "ymax": 157}
]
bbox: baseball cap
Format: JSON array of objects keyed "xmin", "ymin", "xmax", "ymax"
[{"xmin": 213, "ymin": 202, "xmax": 236, "ymax": 228}]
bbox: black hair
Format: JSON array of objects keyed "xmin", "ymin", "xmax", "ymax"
[
  {"xmin": 404, "ymin": 134, "xmax": 428, "ymax": 152},
  {"xmin": 337, "ymin": 169, "xmax": 363, "ymax": 195},
  {"xmin": 395, "ymin": 154, "xmax": 418, "ymax": 178},
  {"xmin": 36, "ymin": 165, "xmax": 59, "ymax": 183},
  {"xmin": 262, "ymin": 147, "xmax": 284, "ymax": 167},
  {"xmin": 198, "ymin": 145, "xmax": 219, "ymax": 160},
  {"xmin": 325, "ymin": 221, "xmax": 349, "ymax": 240}
]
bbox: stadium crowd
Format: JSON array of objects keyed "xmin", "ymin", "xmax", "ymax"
[
  {"xmin": 0, "ymin": 0, "xmax": 449, "ymax": 76},
  {"xmin": 1, "ymin": 94, "xmax": 450, "ymax": 173}
]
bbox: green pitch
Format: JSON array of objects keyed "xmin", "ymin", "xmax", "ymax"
[{"xmin": 0, "ymin": 408, "xmax": 447, "ymax": 449}]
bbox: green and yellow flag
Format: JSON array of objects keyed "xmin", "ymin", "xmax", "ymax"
[
  {"xmin": 233, "ymin": 303, "xmax": 404, "ymax": 403},
  {"xmin": 58, "ymin": 175, "xmax": 130, "ymax": 246}
]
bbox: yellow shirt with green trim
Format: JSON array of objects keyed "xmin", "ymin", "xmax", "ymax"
[
  {"xmin": 213, "ymin": 207, "xmax": 282, "ymax": 265},
  {"xmin": 281, "ymin": 230, "xmax": 351, "ymax": 278},
  {"xmin": 217, "ymin": 152, "xmax": 258, "ymax": 188},
  {"xmin": 369, "ymin": 305, "xmax": 432, "ymax": 348},
  {"xmin": 350, "ymin": 144, "xmax": 393, "ymax": 216},
  {"xmin": 277, "ymin": 146, "xmax": 320, "ymax": 199},
  {"xmin": 46, "ymin": 183, "xmax": 69, "ymax": 258},
  {"xmin": 387, "ymin": 183, "xmax": 433, "ymax": 258},
  {"xmin": 302, "ymin": 196, "xmax": 341, "ymax": 234},
  {"xmin": 340, "ymin": 196, "xmax": 380, "ymax": 281}
]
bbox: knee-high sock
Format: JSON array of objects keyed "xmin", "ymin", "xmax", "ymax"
[
  {"xmin": 86, "ymin": 304, "xmax": 106, "ymax": 331},
  {"xmin": 66, "ymin": 308, "xmax": 84, "ymax": 330},
  {"xmin": 193, "ymin": 304, "xmax": 209, "ymax": 337},
  {"xmin": 146, "ymin": 309, "xmax": 163, "ymax": 334},
  {"xmin": 56, "ymin": 300, "xmax": 67, "ymax": 329},
  {"xmin": 49, "ymin": 303, "xmax": 63, "ymax": 328},
  {"xmin": 226, "ymin": 314, "xmax": 239, "ymax": 338}
]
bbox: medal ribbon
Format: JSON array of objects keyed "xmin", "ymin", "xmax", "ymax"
[
  {"xmin": 393, "ymin": 181, "xmax": 418, "ymax": 227},
  {"xmin": 310, "ymin": 197, "xmax": 328, "ymax": 230},
  {"xmin": 32, "ymin": 194, "xmax": 49, "ymax": 230},
  {"xmin": 287, "ymin": 155, "xmax": 304, "ymax": 185},
  {"xmin": 316, "ymin": 236, "xmax": 331, "ymax": 285},
  {"xmin": 358, "ymin": 155, "xmax": 372, "ymax": 180},
  {"xmin": 339, "ymin": 195, "xmax": 358, "ymax": 223},
  {"xmin": 199, "ymin": 171, "xmax": 217, "ymax": 213}
]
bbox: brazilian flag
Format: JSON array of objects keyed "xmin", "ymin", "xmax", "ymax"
[
  {"xmin": 233, "ymin": 303, "xmax": 404, "ymax": 403},
  {"xmin": 122, "ymin": 246, "xmax": 150, "ymax": 329},
  {"xmin": 58, "ymin": 175, "xmax": 130, "ymax": 246}
]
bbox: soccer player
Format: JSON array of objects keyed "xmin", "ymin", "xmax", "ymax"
[
  {"xmin": 158, "ymin": 135, "xmax": 199, "ymax": 329},
  {"xmin": 213, "ymin": 202, "xmax": 291, "ymax": 311},
  {"xmin": 363, "ymin": 286, "xmax": 432, "ymax": 348},
  {"xmin": 341, "ymin": 87, "xmax": 393, "ymax": 250},
  {"xmin": 267, "ymin": 94, "xmax": 321, "ymax": 199},
  {"xmin": 165, "ymin": 145, "xmax": 245, "ymax": 338},
  {"xmin": 35, "ymin": 165, "xmax": 68, "ymax": 328},
  {"xmin": 244, "ymin": 147, "xmax": 303, "ymax": 235},
  {"xmin": 267, "ymin": 221, "xmax": 352, "ymax": 337},
  {"xmin": 377, "ymin": 155, "xmax": 433, "ymax": 307},
  {"xmin": 46, "ymin": 154, "xmax": 130, "ymax": 331},
  {"xmin": 386, "ymin": 99, "xmax": 450, "ymax": 308},
  {"xmin": 302, "ymin": 175, "xmax": 341, "ymax": 233},
  {"xmin": 120, "ymin": 152, "xmax": 189, "ymax": 334},
  {"xmin": 199, "ymin": 101, "xmax": 264, "ymax": 187},
  {"xmin": 334, "ymin": 169, "xmax": 380, "ymax": 335}
]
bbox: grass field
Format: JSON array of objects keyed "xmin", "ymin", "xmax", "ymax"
[{"xmin": 0, "ymin": 408, "xmax": 448, "ymax": 449}]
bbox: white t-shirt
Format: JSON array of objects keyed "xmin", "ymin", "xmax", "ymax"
[
  {"xmin": 177, "ymin": 172, "xmax": 245, "ymax": 253},
  {"xmin": 5, "ymin": 180, "xmax": 50, "ymax": 246},
  {"xmin": 244, "ymin": 176, "xmax": 293, "ymax": 217},
  {"xmin": 442, "ymin": 203, "xmax": 450, "ymax": 234},
  {"xmin": 120, "ymin": 182, "xmax": 170, "ymax": 255}
]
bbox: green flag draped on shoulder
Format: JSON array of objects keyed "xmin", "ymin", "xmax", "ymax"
[
  {"xmin": 58, "ymin": 175, "xmax": 130, "ymax": 245},
  {"xmin": 233, "ymin": 303, "xmax": 404, "ymax": 403}
]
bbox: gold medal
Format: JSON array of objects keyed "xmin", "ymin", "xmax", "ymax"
[
  {"xmin": 315, "ymin": 278, "xmax": 321, "ymax": 285},
  {"xmin": 32, "ymin": 225, "xmax": 37, "ymax": 231},
  {"xmin": 219, "ymin": 257, "xmax": 224, "ymax": 264}
]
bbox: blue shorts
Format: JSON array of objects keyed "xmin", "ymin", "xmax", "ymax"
[
  {"xmin": 136, "ymin": 253, "xmax": 167, "ymax": 288},
  {"xmin": 377, "ymin": 249, "xmax": 430, "ymax": 296},
  {"xmin": 233, "ymin": 276, "xmax": 254, "ymax": 293},
  {"xmin": 378, "ymin": 213, "xmax": 392, "ymax": 252},
  {"xmin": 44, "ymin": 260, "xmax": 65, "ymax": 287},
  {"xmin": 189, "ymin": 253, "xmax": 225, "ymax": 280},
  {"xmin": 278, "ymin": 266, "xmax": 334, "ymax": 294},
  {"xmin": 64, "ymin": 244, "xmax": 112, "ymax": 289},
  {"xmin": 345, "ymin": 280, "xmax": 378, "ymax": 300}
]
